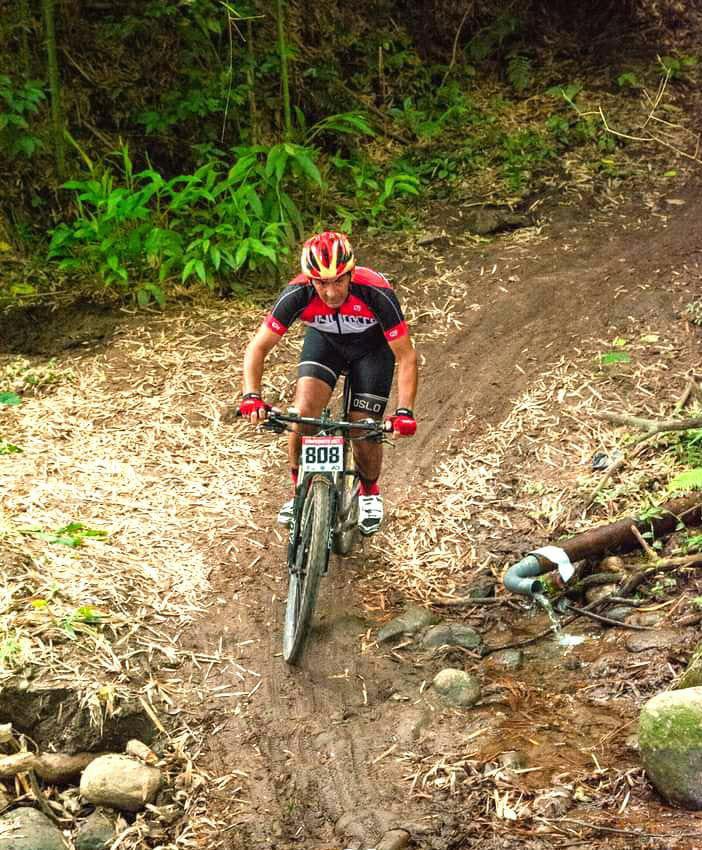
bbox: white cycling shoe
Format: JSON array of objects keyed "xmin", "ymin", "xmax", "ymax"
[
  {"xmin": 358, "ymin": 494, "xmax": 384, "ymax": 536},
  {"xmin": 277, "ymin": 498, "xmax": 294, "ymax": 526}
]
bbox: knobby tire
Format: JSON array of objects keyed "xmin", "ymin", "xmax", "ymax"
[
  {"xmin": 333, "ymin": 441, "xmax": 358, "ymax": 556},
  {"xmin": 283, "ymin": 475, "xmax": 331, "ymax": 664}
]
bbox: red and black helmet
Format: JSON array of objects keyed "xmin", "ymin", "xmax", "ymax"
[{"xmin": 301, "ymin": 231, "xmax": 355, "ymax": 280}]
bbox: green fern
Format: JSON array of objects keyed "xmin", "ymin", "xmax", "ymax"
[
  {"xmin": 669, "ymin": 468, "xmax": 702, "ymax": 493},
  {"xmin": 507, "ymin": 55, "xmax": 532, "ymax": 93}
]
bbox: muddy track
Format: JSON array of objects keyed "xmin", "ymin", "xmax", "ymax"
[{"xmin": 191, "ymin": 183, "xmax": 702, "ymax": 849}]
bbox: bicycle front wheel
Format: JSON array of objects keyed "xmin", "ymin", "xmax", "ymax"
[
  {"xmin": 283, "ymin": 475, "xmax": 332, "ymax": 664},
  {"xmin": 333, "ymin": 441, "xmax": 359, "ymax": 556}
]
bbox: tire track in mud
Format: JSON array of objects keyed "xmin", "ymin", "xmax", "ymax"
[{"xmin": 251, "ymin": 547, "xmax": 421, "ymax": 847}]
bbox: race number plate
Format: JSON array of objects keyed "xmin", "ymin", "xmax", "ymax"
[{"xmin": 301, "ymin": 436, "xmax": 344, "ymax": 473}]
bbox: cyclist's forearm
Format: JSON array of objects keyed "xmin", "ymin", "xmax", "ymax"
[
  {"xmin": 242, "ymin": 345, "xmax": 265, "ymax": 394},
  {"xmin": 396, "ymin": 350, "xmax": 418, "ymax": 410},
  {"xmin": 242, "ymin": 327, "xmax": 279, "ymax": 394}
]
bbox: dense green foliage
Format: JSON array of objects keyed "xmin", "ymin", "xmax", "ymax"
[{"xmin": 0, "ymin": 0, "xmax": 698, "ymax": 307}]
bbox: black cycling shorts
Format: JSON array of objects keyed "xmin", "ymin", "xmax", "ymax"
[{"xmin": 298, "ymin": 328, "xmax": 395, "ymax": 418}]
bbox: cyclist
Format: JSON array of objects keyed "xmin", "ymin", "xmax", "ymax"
[{"xmin": 238, "ymin": 231, "xmax": 418, "ymax": 536}]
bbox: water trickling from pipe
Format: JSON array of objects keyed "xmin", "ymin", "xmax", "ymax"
[{"xmin": 533, "ymin": 593, "xmax": 561, "ymax": 635}]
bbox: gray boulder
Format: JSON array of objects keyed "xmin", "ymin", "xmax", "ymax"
[
  {"xmin": 626, "ymin": 629, "xmax": 679, "ymax": 653},
  {"xmin": 421, "ymin": 623, "xmax": 482, "ymax": 651},
  {"xmin": 486, "ymin": 648, "xmax": 523, "ymax": 671},
  {"xmin": 674, "ymin": 643, "xmax": 702, "ymax": 690},
  {"xmin": 0, "ymin": 807, "xmax": 68, "ymax": 850},
  {"xmin": 639, "ymin": 687, "xmax": 702, "ymax": 809},
  {"xmin": 80, "ymin": 754, "xmax": 161, "ymax": 812},
  {"xmin": 377, "ymin": 607, "xmax": 439, "ymax": 643},
  {"xmin": 74, "ymin": 809, "xmax": 116, "ymax": 850},
  {"xmin": 432, "ymin": 669, "xmax": 481, "ymax": 707}
]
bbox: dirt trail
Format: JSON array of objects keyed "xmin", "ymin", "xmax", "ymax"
[
  {"xmin": 188, "ymin": 182, "xmax": 702, "ymax": 849},
  {"xmin": 3, "ymin": 178, "xmax": 698, "ymax": 849}
]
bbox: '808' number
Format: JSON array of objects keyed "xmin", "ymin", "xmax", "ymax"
[{"xmin": 301, "ymin": 437, "xmax": 344, "ymax": 472}]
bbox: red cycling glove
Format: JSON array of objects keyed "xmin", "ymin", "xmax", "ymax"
[
  {"xmin": 238, "ymin": 392, "xmax": 271, "ymax": 418},
  {"xmin": 388, "ymin": 407, "xmax": 417, "ymax": 436}
]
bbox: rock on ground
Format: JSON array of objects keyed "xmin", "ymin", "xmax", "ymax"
[
  {"xmin": 80, "ymin": 754, "xmax": 161, "ymax": 812},
  {"xmin": 377, "ymin": 606, "xmax": 439, "ymax": 643},
  {"xmin": 432, "ymin": 669, "xmax": 481, "ymax": 707},
  {"xmin": 626, "ymin": 629, "xmax": 680, "ymax": 653},
  {"xmin": 74, "ymin": 809, "xmax": 116, "ymax": 850},
  {"xmin": 484, "ymin": 648, "xmax": 523, "ymax": 671},
  {"xmin": 639, "ymin": 687, "xmax": 702, "ymax": 809},
  {"xmin": 0, "ymin": 807, "xmax": 68, "ymax": 850},
  {"xmin": 421, "ymin": 623, "xmax": 482, "ymax": 650},
  {"xmin": 674, "ymin": 643, "xmax": 702, "ymax": 690}
]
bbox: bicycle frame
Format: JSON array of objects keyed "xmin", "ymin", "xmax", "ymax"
[{"xmin": 263, "ymin": 386, "xmax": 387, "ymax": 663}]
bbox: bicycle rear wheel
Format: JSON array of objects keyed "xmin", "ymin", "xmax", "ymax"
[{"xmin": 283, "ymin": 475, "xmax": 332, "ymax": 664}]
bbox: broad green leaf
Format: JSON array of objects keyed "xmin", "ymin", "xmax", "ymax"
[
  {"xmin": 195, "ymin": 259, "xmax": 207, "ymax": 283},
  {"xmin": 0, "ymin": 442, "xmax": 22, "ymax": 454},
  {"xmin": 234, "ymin": 239, "xmax": 250, "ymax": 267},
  {"xmin": 598, "ymin": 351, "xmax": 631, "ymax": 366},
  {"xmin": 293, "ymin": 153, "xmax": 322, "ymax": 186}
]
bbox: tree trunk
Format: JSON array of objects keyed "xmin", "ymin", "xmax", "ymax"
[
  {"xmin": 275, "ymin": 0, "xmax": 292, "ymax": 140},
  {"xmin": 41, "ymin": 0, "xmax": 65, "ymax": 178},
  {"xmin": 246, "ymin": 18, "xmax": 259, "ymax": 145},
  {"xmin": 18, "ymin": 0, "xmax": 32, "ymax": 76}
]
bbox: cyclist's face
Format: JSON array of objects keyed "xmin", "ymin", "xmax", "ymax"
[{"xmin": 312, "ymin": 272, "xmax": 351, "ymax": 308}]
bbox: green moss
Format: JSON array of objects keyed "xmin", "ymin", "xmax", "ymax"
[
  {"xmin": 675, "ymin": 644, "xmax": 702, "ymax": 690},
  {"xmin": 639, "ymin": 701, "xmax": 702, "ymax": 750}
]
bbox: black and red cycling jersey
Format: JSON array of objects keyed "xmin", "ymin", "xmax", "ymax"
[{"xmin": 264, "ymin": 267, "xmax": 409, "ymax": 344}]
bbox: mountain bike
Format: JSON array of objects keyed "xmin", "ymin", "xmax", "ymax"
[{"xmin": 263, "ymin": 381, "xmax": 388, "ymax": 664}]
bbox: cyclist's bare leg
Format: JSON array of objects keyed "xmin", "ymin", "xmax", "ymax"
[
  {"xmin": 287, "ymin": 376, "xmax": 334, "ymax": 470},
  {"xmin": 349, "ymin": 410, "xmax": 382, "ymax": 485}
]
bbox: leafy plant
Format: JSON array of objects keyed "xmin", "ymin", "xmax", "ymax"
[
  {"xmin": 617, "ymin": 71, "xmax": 641, "ymax": 89},
  {"xmin": 60, "ymin": 605, "xmax": 105, "ymax": 638},
  {"xmin": 1, "ymin": 357, "xmax": 71, "ymax": 392},
  {"xmin": 659, "ymin": 54, "xmax": 698, "ymax": 80},
  {"xmin": 669, "ymin": 468, "xmax": 702, "ymax": 494},
  {"xmin": 49, "ymin": 142, "xmax": 323, "ymax": 300},
  {"xmin": 21, "ymin": 522, "xmax": 109, "ymax": 548},
  {"xmin": 0, "ymin": 631, "xmax": 29, "ymax": 669},
  {"xmin": 682, "ymin": 534, "xmax": 702, "ymax": 555},
  {"xmin": 0, "ymin": 441, "xmax": 22, "ymax": 454},
  {"xmin": 0, "ymin": 75, "xmax": 45, "ymax": 158},
  {"xmin": 330, "ymin": 156, "xmax": 419, "ymax": 232},
  {"xmin": 507, "ymin": 54, "xmax": 532, "ymax": 93},
  {"xmin": 497, "ymin": 129, "xmax": 555, "ymax": 191},
  {"xmin": 0, "ymin": 392, "xmax": 22, "ymax": 406},
  {"xmin": 467, "ymin": 14, "xmax": 520, "ymax": 62},
  {"xmin": 546, "ymin": 83, "xmax": 583, "ymax": 104}
]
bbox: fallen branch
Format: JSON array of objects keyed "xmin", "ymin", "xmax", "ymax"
[
  {"xmin": 629, "ymin": 523, "xmax": 657, "ymax": 561},
  {"xmin": 618, "ymin": 552, "xmax": 702, "ymax": 597},
  {"xmin": 564, "ymin": 603, "xmax": 649, "ymax": 629},
  {"xmin": 593, "ymin": 411, "xmax": 702, "ymax": 436}
]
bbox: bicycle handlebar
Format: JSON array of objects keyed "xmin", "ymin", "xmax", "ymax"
[
  {"xmin": 264, "ymin": 407, "xmax": 392, "ymax": 435},
  {"xmin": 235, "ymin": 406, "xmax": 390, "ymax": 435}
]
